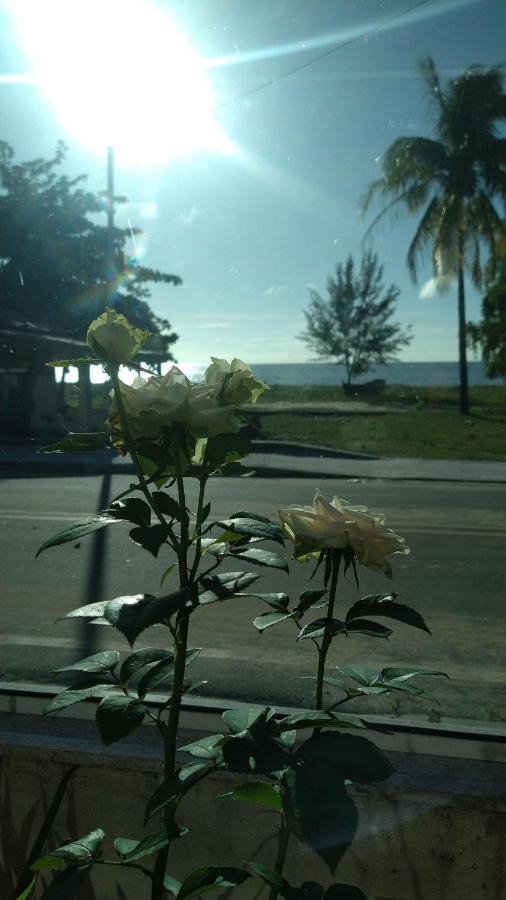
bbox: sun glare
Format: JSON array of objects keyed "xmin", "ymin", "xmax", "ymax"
[{"xmin": 10, "ymin": 0, "xmax": 230, "ymax": 166}]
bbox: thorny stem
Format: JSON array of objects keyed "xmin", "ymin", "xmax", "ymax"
[{"xmin": 314, "ymin": 551, "xmax": 341, "ymax": 724}]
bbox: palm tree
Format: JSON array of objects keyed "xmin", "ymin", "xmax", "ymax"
[{"xmin": 362, "ymin": 57, "xmax": 506, "ymax": 413}]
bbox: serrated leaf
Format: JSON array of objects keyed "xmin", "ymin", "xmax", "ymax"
[
  {"xmin": 49, "ymin": 829, "xmax": 105, "ymax": 862},
  {"xmin": 382, "ymin": 667, "xmax": 448, "ymax": 683},
  {"xmin": 47, "ymin": 356, "xmax": 96, "ymax": 367},
  {"xmin": 39, "ymin": 863, "xmax": 93, "ymax": 900},
  {"xmin": 344, "ymin": 620, "xmax": 393, "ymax": 639},
  {"xmin": 198, "ymin": 571, "xmax": 259, "ymax": 605},
  {"xmin": 120, "ymin": 827, "xmax": 187, "ymax": 863},
  {"xmin": 335, "ymin": 665, "xmax": 380, "ymax": 687},
  {"xmin": 104, "ymin": 587, "xmax": 198, "ymax": 645},
  {"xmin": 95, "ymin": 695, "xmax": 145, "ymax": 746},
  {"xmin": 178, "ymin": 866, "xmax": 250, "ymax": 900},
  {"xmin": 39, "ymin": 433, "xmax": 109, "ymax": 453},
  {"xmin": 120, "ymin": 648, "xmax": 173, "ymax": 684},
  {"xmin": 297, "ymin": 619, "xmax": 344, "ymax": 642},
  {"xmin": 44, "ymin": 684, "xmax": 117, "ymax": 714},
  {"xmin": 205, "ymin": 433, "xmax": 252, "ymax": 468},
  {"xmin": 109, "ymin": 498, "xmax": 151, "ymax": 527},
  {"xmin": 296, "ymin": 590, "xmax": 329, "ymax": 615},
  {"xmin": 248, "ymin": 592, "xmax": 290, "ymax": 610},
  {"xmin": 281, "ymin": 764, "xmax": 357, "ymax": 875},
  {"xmin": 276, "ymin": 712, "xmax": 365, "ymax": 732},
  {"xmin": 298, "ymin": 732, "xmax": 394, "ymax": 786},
  {"xmin": 217, "ymin": 780, "xmax": 282, "ymax": 811},
  {"xmin": 62, "ymin": 601, "xmax": 108, "ymax": 620},
  {"xmin": 179, "ymin": 734, "xmax": 227, "ymax": 761},
  {"xmin": 144, "ymin": 763, "xmax": 208, "ymax": 824},
  {"xmin": 253, "ymin": 611, "xmax": 295, "ymax": 632},
  {"xmin": 129, "ymin": 524, "xmax": 171, "ymax": 557},
  {"xmin": 151, "ymin": 491, "xmax": 182, "ymax": 519},
  {"xmin": 229, "ymin": 547, "xmax": 288, "ymax": 572},
  {"xmin": 55, "ymin": 651, "xmax": 119, "ymax": 676},
  {"xmin": 36, "ymin": 516, "xmax": 121, "ymax": 557},
  {"xmin": 214, "ymin": 518, "xmax": 284, "ymax": 545},
  {"xmin": 137, "ymin": 649, "xmax": 201, "ymax": 698},
  {"xmin": 346, "ymin": 594, "xmax": 431, "ymax": 635},
  {"xmin": 222, "ymin": 706, "xmax": 276, "ymax": 737}
]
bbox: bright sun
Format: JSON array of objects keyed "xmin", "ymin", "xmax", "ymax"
[{"xmin": 10, "ymin": 0, "xmax": 230, "ymax": 166}]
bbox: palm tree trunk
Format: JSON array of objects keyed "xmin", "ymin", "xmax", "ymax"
[{"xmin": 457, "ymin": 259, "xmax": 469, "ymax": 415}]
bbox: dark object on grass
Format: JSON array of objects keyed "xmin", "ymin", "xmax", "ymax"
[{"xmin": 342, "ymin": 379, "xmax": 386, "ymax": 398}]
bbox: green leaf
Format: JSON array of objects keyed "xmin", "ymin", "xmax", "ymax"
[
  {"xmin": 104, "ymin": 586, "xmax": 198, "ymax": 645},
  {"xmin": 230, "ymin": 511, "xmax": 276, "ymax": 525},
  {"xmin": 297, "ymin": 619, "xmax": 344, "ymax": 642},
  {"xmin": 325, "ymin": 885, "xmax": 374, "ymax": 900},
  {"xmin": 109, "ymin": 498, "xmax": 151, "ymax": 527},
  {"xmin": 198, "ymin": 501, "xmax": 212, "ymax": 526},
  {"xmin": 229, "ymin": 547, "xmax": 288, "ymax": 572},
  {"xmin": 344, "ymin": 620, "xmax": 393, "ymax": 639},
  {"xmin": 281, "ymin": 764, "xmax": 358, "ymax": 875},
  {"xmin": 246, "ymin": 863, "xmax": 295, "ymax": 900},
  {"xmin": 298, "ymin": 732, "xmax": 394, "ymax": 786},
  {"xmin": 62, "ymin": 601, "xmax": 108, "ymax": 620},
  {"xmin": 198, "ymin": 571, "xmax": 259, "ymax": 605},
  {"xmin": 129, "ymin": 524, "xmax": 171, "ymax": 557},
  {"xmin": 44, "ymin": 684, "xmax": 116, "ymax": 714},
  {"xmin": 217, "ymin": 780, "xmax": 282, "ymax": 811},
  {"xmin": 178, "ymin": 866, "xmax": 250, "ymax": 900},
  {"xmin": 179, "ymin": 734, "xmax": 227, "ymax": 761},
  {"xmin": 335, "ymin": 665, "xmax": 379, "ymax": 686},
  {"xmin": 164, "ymin": 875, "xmax": 183, "ymax": 896},
  {"xmin": 118, "ymin": 827, "xmax": 187, "ymax": 863},
  {"xmin": 120, "ymin": 648, "xmax": 173, "ymax": 684},
  {"xmin": 346, "ymin": 594, "xmax": 431, "ymax": 635},
  {"xmin": 95, "ymin": 695, "xmax": 145, "ymax": 746},
  {"xmin": 296, "ymin": 590, "xmax": 329, "ymax": 615},
  {"xmin": 249, "ymin": 592, "xmax": 289, "ymax": 610},
  {"xmin": 15, "ymin": 875, "xmax": 37, "ymax": 899},
  {"xmin": 253, "ymin": 611, "xmax": 295, "ymax": 632},
  {"xmin": 49, "ymin": 829, "xmax": 105, "ymax": 862},
  {"xmin": 381, "ymin": 667, "xmax": 449, "ymax": 683},
  {"xmin": 137, "ymin": 649, "xmax": 201, "ymax": 697},
  {"xmin": 55, "ymin": 651, "xmax": 119, "ymax": 676},
  {"xmin": 144, "ymin": 763, "xmax": 208, "ymax": 824},
  {"xmin": 39, "ymin": 433, "xmax": 109, "ymax": 453},
  {"xmin": 151, "ymin": 491, "xmax": 182, "ymax": 519},
  {"xmin": 222, "ymin": 706, "xmax": 276, "ymax": 737},
  {"xmin": 276, "ymin": 712, "xmax": 365, "ymax": 732},
  {"xmin": 31, "ymin": 855, "xmax": 64, "ymax": 872},
  {"xmin": 47, "ymin": 356, "xmax": 96, "ymax": 367},
  {"xmin": 205, "ymin": 433, "xmax": 252, "ymax": 468},
  {"xmin": 36, "ymin": 516, "xmax": 122, "ymax": 557},
  {"xmin": 39, "ymin": 864, "xmax": 93, "ymax": 899},
  {"xmin": 214, "ymin": 518, "xmax": 284, "ymax": 546}
]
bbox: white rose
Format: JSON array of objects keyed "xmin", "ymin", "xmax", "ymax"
[
  {"xmin": 205, "ymin": 357, "xmax": 268, "ymax": 406},
  {"xmin": 279, "ymin": 494, "xmax": 409, "ymax": 579},
  {"xmin": 87, "ymin": 308, "xmax": 149, "ymax": 361}
]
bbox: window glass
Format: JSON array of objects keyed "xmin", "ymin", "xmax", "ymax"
[{"xmin": 1, "ymin": 0, "xmax": 505, "ymax": 731}]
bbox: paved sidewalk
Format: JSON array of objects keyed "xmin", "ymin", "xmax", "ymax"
[{"xmin": 1, "ymin": 441, "xmax": 505, "ymax": 482}]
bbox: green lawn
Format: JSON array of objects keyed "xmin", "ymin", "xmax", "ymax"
[
  {"xmin": 258, "ymin": 408, "xmax": 506, "ymax": 460},
  {"xmin": 265, "ymin": 383, "xmax": 506, "ymax": 411}
]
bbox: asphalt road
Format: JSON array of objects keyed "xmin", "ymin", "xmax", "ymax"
[{"xmin": 1, "ymin": 474, "xmax": 505, "ymax": 725}]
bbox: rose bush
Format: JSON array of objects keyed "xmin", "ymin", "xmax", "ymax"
[
  {"xmin": 279, "ymin": 493, "xmax": 409, "ymax": 578},
  {"xmin": 86, "ymin": 308, "xmax": 150, "ymax": 361}
]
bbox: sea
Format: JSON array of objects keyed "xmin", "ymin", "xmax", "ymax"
[{"xmin": 180, "ymin": 361, "xmax": 499, "ymax": 387}]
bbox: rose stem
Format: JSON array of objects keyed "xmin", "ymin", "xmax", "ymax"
[{"xmin": 314, "ymin": 550, "xmax": 341, "ymax": 717}]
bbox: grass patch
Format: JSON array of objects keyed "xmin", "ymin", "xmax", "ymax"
[
  {"xmin": 258, "ymin": 409, "xmax": 506, "ymax": 460},
  {"xmin": 266, "ymin": 383, "xmax": 506, "ymax": 410}
]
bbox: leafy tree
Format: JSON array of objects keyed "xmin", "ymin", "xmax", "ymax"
[
  {"xmin": 362, "ymin": 57, "xmax": 506, "ymax": 413},
  {"xmin": 0, "ymin": 140, "xmax": 180, "ymax": 359},
  {"xmin": 299, "ymin": 250, "xmax": 412, "ymax": 386},
  {"xmin": 468, "ymin": 257, "xmax": 506, "ymax": 378}
]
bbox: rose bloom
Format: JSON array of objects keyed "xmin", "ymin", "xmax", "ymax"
[
  {"xmin": 279, "ymin": 494, "xmax": 409, "ymax": 579},
  {"xmin": 108, "ymin": 365, "xmax": 248, "ymax": 443},
  {"xmin": 205, "ymin": 357, "xmax": 268, "ymax": 406},
  {"xmin": 87, "ymin": 309, "xmax": 149, "ymax": 362}
]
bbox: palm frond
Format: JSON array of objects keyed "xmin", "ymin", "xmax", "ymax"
[{"xmin": 406, "ymin": 196, "xmax": 441, "ymax": 281}]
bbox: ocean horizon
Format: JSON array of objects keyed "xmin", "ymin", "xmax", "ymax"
[{"xmin": 178, "ymin": 361, "xmax": 501, "ymax": 387}]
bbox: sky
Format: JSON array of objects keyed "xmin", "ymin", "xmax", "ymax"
[{"xmin": 0, "ymin": 0, "xmax": 505, "ymax": 365}]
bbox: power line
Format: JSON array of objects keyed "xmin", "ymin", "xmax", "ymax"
[{"xmin": 219, "ymin": 0, "xmax": 435, "ymax": 108}]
